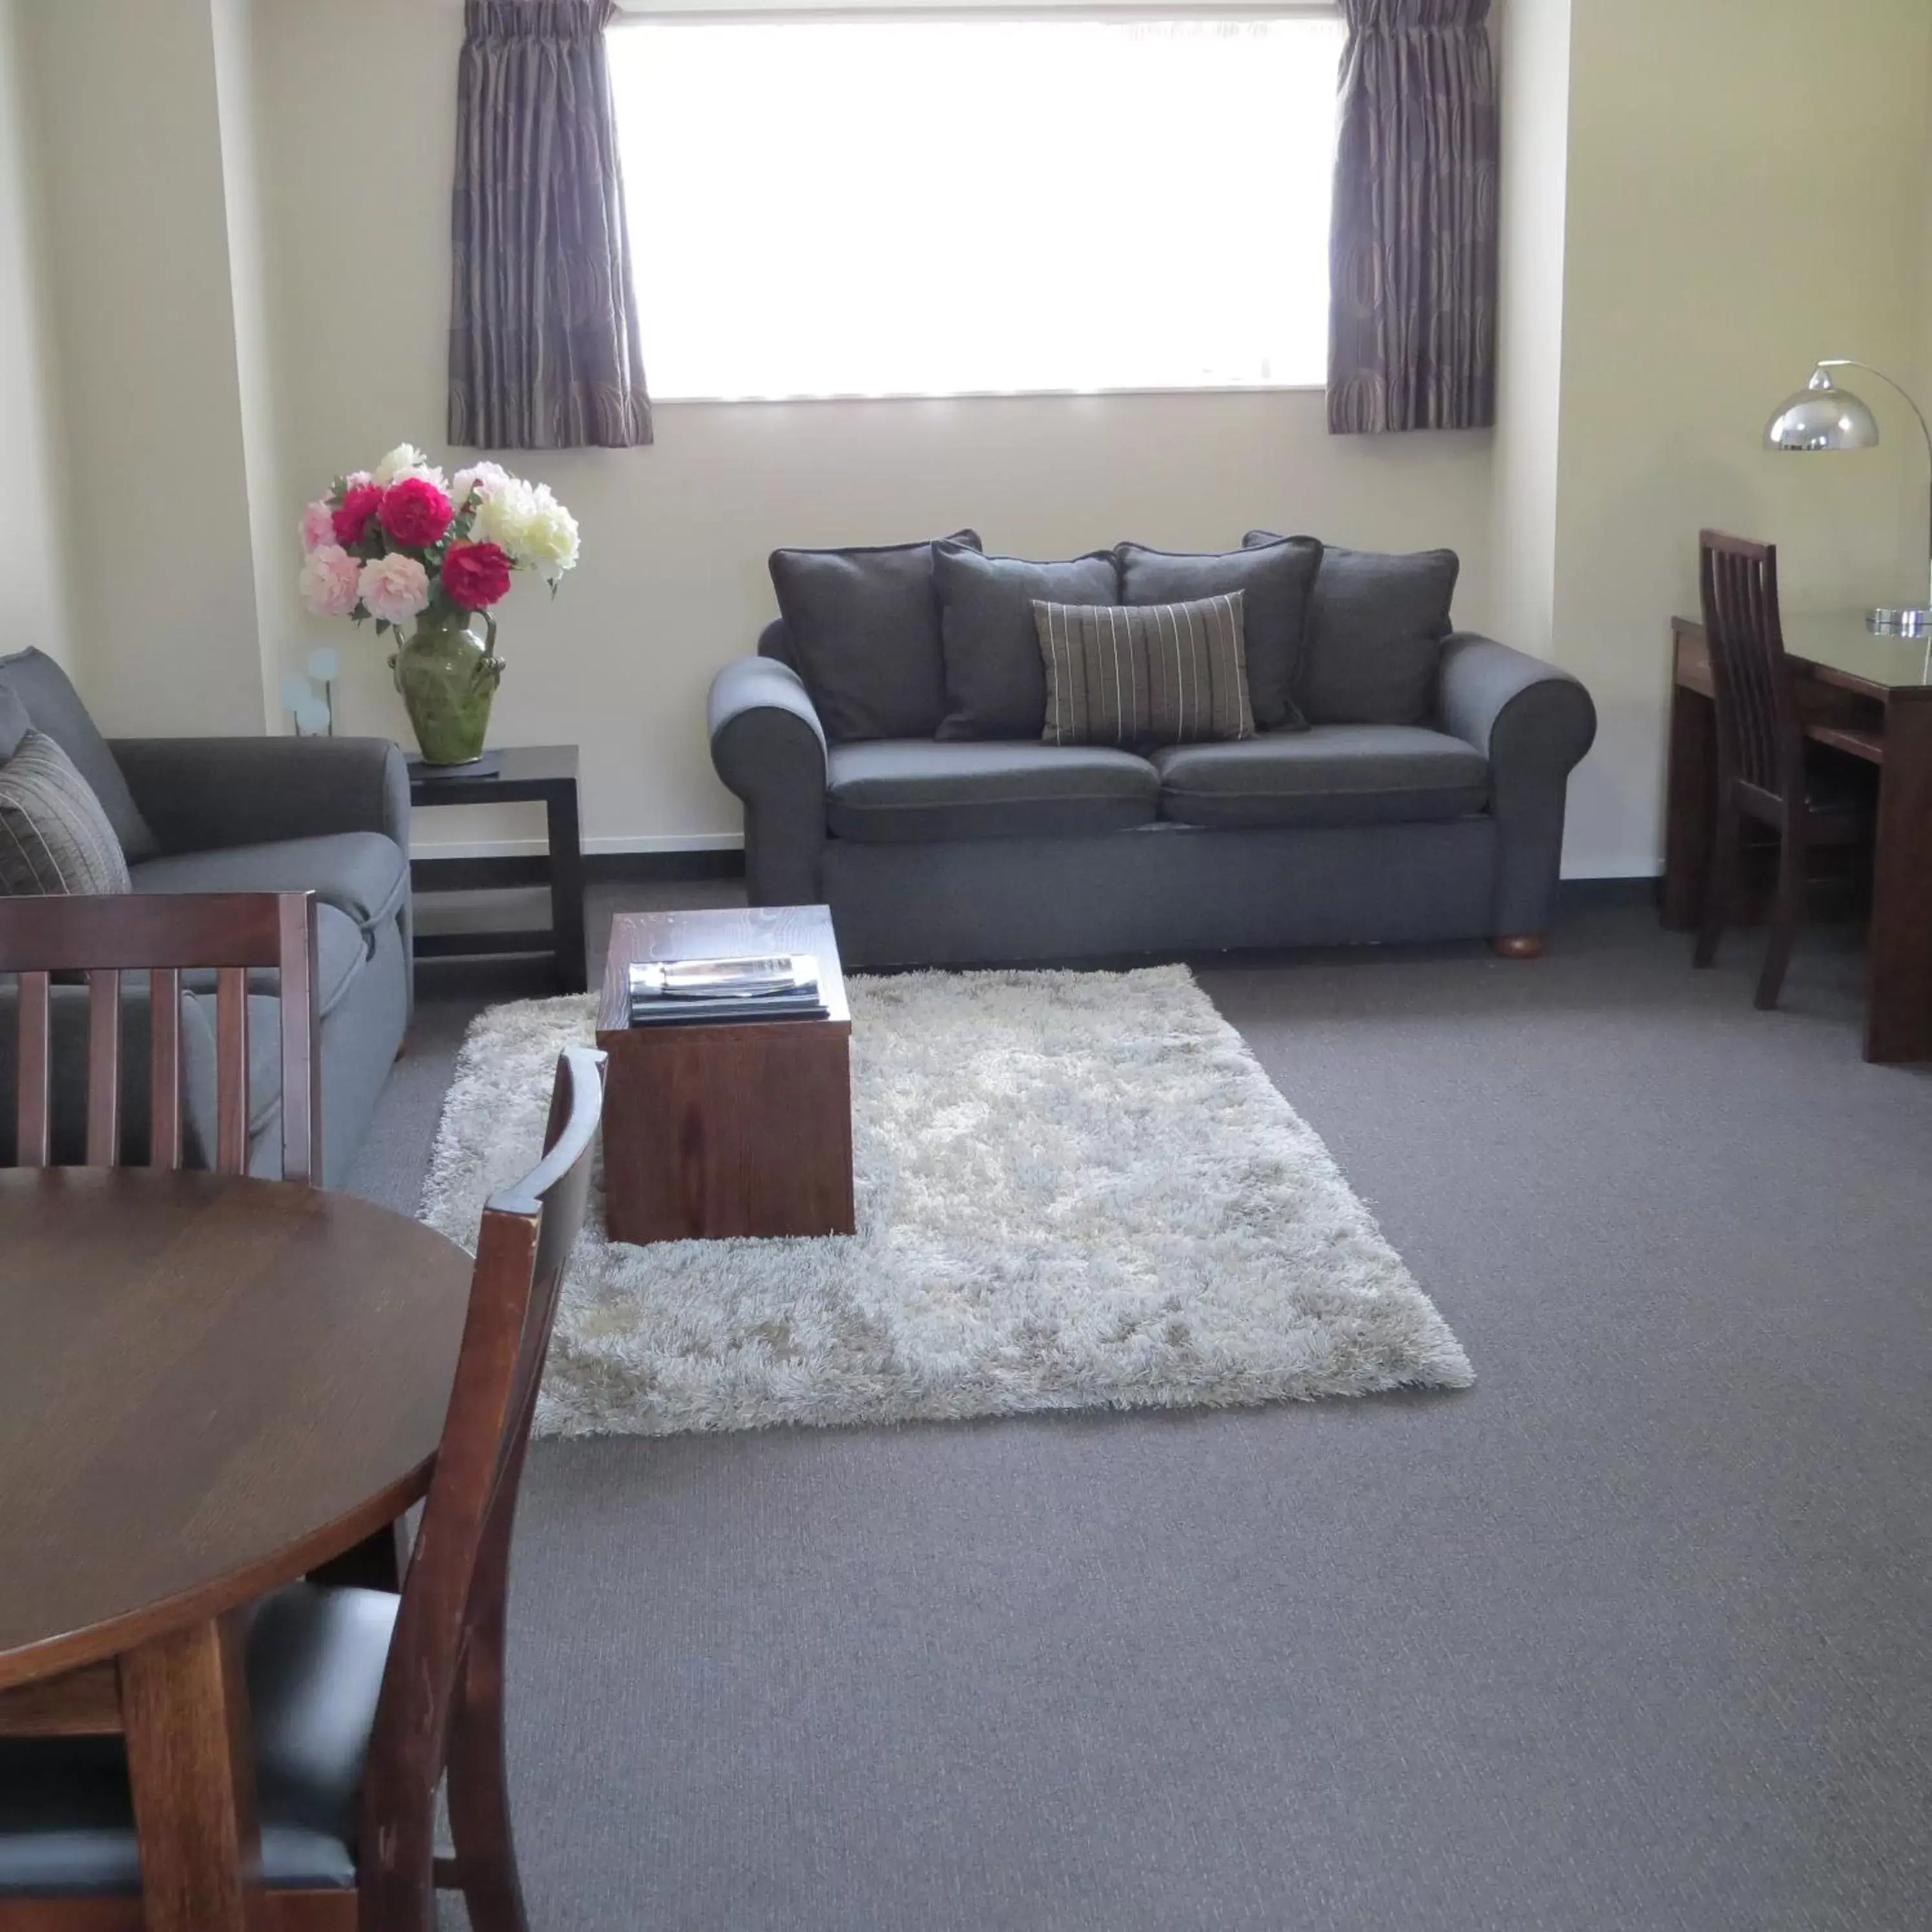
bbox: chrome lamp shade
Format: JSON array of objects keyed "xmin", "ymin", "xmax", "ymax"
[
  {"xmin": 1763, "ymin": 371, "xmax": 1880, "ymax": 453},
  {"xmin": 1764, "ymin": 361, "xmax": 1932, "ymax": 635}
]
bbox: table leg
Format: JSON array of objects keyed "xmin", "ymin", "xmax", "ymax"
[
  {"xmin": 119, "ymin": 1614, "xmax": 262, "ymax": 1932},
  {"xmin": 546, "ymin": 785, "xmax": 587, "ymax": 994},
  {"xmin": 1661, "ymin": 678, "xmax": 1716, "ymax": 931},
  {"xmin": 1864, "ymin": 694, "xmax": 1932, "ymax": 1063}
]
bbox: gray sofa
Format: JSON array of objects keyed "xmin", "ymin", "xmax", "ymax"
[
  {"xmin": 0, "ymin": 648, "xmax": 411, "ymax": 1184},
  {"xmin": 709, "ymin": 534, "xmax": 1597, "ymax": 967}
]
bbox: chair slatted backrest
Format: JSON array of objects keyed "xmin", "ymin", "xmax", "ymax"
[
  {"xmin": 356, "ymin": 1045, "xmax": 606, "ymax": 1926},
  {"xmin": 1698, "ymin": 531, "xmax": 1807, "ymax": 803},
  {"xmin": 0, "ymin": 891, "xmax": 322, "ymax": 1183}
]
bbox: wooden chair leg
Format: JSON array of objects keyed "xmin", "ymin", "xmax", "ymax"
[
  {"xmin": 1756, "ymin": 820, "xmax": 1808, "ymax": 1010},
  {"xmin": 444, "ymin": 1612, "xmax": 529, "ymax": 1932},
  {"xmin": 1692, "ymin": 795, "xmax": 1740, "ymax": 969}
]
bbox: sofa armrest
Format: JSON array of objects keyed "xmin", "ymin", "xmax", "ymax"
[
  {"xmin": 109, "ymin": 736, "xmax": 411, "ymax": 859},
  {"xmin": 1436, "ymin": 633, "xmax": 1596, "ymax": 940},
  {"xmin": 708, "ymin": 656, "xmax": 828, "ymax": 906}
]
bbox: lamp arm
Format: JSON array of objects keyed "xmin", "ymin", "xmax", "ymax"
[{"xmin": 1820, "ymin": 360, "xmax": 1932, "ymax": 615}]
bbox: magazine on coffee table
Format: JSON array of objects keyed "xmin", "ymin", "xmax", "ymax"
[{"xmin": 627, "ymin": 953, "xmax": 825, "ymax": 1026}]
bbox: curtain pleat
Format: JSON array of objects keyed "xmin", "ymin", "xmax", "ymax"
[
  {"xmin": 1327, "ymin": 0, "xmax": 1497, "ymax": 434},
  {"xmin": 448, "ymin": 0, "xmax": 653, "ymax": 449}
]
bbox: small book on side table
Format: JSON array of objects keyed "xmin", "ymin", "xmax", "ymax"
[{"xmin": 626, "ymin": 954, "xmax": 827, "ymax": 1027}]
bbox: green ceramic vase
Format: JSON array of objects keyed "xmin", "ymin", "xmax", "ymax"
[{"xmin": 389, "ymin": 611, "xmax": 504, "ymax": 765}]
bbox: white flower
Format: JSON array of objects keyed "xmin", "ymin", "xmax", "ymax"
[
  {"xmin": 371, "ymin": 442, "xmax": 446, "ymax": 491},
  {"xmin": 452, "ymin": 460, "xmax": 511, "ymax": 504},
  {"xmin": 356, "ymin": 552, "xmax": 431, "ymax": 624},
  {"xmin": 519, "ymin": 484, "xmax": 580, "ymax": 581},
  {"xmin": 471, "ymin": 475, "xmax": 538, "ymax": 555}
]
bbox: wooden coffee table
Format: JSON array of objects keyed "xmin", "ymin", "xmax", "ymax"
[{"xmin": 595, "ymin": 905, "xmax": 855, "ymax": 1244}]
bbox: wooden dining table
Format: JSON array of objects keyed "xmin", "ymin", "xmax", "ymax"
[{"xmin": 0, "ymin": 1166, "xmax": 473, "ymax": 1932}]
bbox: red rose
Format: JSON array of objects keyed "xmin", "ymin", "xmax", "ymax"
[
  {"xmin": 441, "ymin": 540, "xmax": 513, "ymax": 610},
  {"xmin": 378, "ymin": 476, "xmax": 455, "ymax": 550},
  {"xmin": 331, "ymin": 482, "xmax": 383, "ymax": 548}
]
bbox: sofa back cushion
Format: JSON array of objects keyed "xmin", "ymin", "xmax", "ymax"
[
  {"xmin": 767, "ymin": 531, "xmax": 981, "ymax": 743},
  {"xmin": 0, "ymin": 730, "xmax": 134, "ymax": 896},
  {"xmin": 0, "ymin": 648, "xmax": 158, "ymax": 860},
  {"xmin": 934, "ymin": 543, "xmax": 1120, "ymax": 741},
  {"xmin": 1035, "ymin": 593, "xmax": 1255, "ymax": 749},
  {"xmin": 1116, "ymin": 537, "xmax": 1321, "ymax": 732},
  {"xmin": 1246, "ymin": 536, "xmax": 1458, "ymax": 727}
]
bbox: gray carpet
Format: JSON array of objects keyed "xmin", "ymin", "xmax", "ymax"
[{"xmin": 361, "ymin": 883, "xmax": 1932, "ymax": 1932}]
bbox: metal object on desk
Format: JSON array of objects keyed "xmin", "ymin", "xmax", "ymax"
[
  {"xmin": 409, "ymin": 742, "xmax": 586, "ymax": 991},
  {"xmin": 1764, "ymin": 360, "xmax": 1932, "ymax": 636}
]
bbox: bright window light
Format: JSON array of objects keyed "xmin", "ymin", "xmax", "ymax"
[{"xmin": 608, "ymin": 14, "xmax": 1344, "ymax": 400}]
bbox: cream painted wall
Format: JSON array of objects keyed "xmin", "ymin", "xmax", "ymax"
[
  {"xmin": 1548, "ymin": 0, "xmax": 1932, "ymax": 876},
  {"xmin": 22, "ymin": 0, "xmax": 264, "ymax": 735},
  {"xmin": 0, "ymin": 0, "xmax": 67, "ymax": 668},
  {"xmin": 252, "ymin": 0, "xmax": 1499, "ymax": 856}
]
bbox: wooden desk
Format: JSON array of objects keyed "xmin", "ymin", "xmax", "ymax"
[
  {"xmin": 1665, "ymin": 613, "xmax": 1932, "ymax": 1062},
  {"xmin": 0, "ymin": 1167, "xmax": 472, "ymax": 1931}
]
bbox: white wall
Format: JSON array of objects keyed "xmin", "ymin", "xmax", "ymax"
[
  {"xmin": 252, "ymin": 0, "xmax": 1499, "ymax": 856},
  {"xmin": 1547, "ymin": 0, "xmax": 1932, "ymax": 876},
  {"xmin": 22, "ymin": 0, "xmax": 264, "ymax": 735},
  {"xmin": 0, "ymin": 0, "xmax": 67, "ymax": 668}
]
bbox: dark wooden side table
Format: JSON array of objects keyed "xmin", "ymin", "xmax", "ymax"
[
  {"xmin": 595, "ymin": 905, "xmax": 856, "ymax": 1244},
  {"xmin": 409, "ymin": 743, "xmax": 586, "ymax": 992}
]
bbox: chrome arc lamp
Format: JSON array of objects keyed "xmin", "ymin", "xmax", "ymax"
[{"xmin": 1764, "ymin": 360, "xmax": 1932, "ymax": 635}]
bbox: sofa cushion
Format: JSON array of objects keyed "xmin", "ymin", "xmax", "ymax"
[
  {"xmin": 1246, "ymin": 536, "xmax": 1458, "ymax": 726},
  {"xmin": 768, "ymin": 531, "xmax": 981, "ymax": 743},
  {"xmin": 128, "ymin": 832, "xmax": 409, "ymax": 948},
  {"xmin": 827, "ymin": 740, "xmax": 1159, "ymax": 842},
  {"xmin": 0, "ymin": 686, "xmax": 27, "ymax": 761},
  {"xmin": 0, "ymin": 733, "xmax": 132, "ymax": 896},
  {"xmin": 1034, "ymin": 595, "xmax": 1254, "ymax": 748},
  {"xmin": 0, "ymin": 650, "xmax": 158, "ymax": 860},
  {"xmin": 1153, "ymin": 725, "xmax": 1488, "ymax": 830},
  {"xmin": 1116, "ymin": 537, "xmax": 1321, "ymax": 732},
  {"xmin": 934, "ymin": 543, "xmax": 1120, "ymax": 741}
]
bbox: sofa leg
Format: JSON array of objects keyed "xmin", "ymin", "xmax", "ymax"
[{"xmin": 1492, "ymin": 935, "xmax": 1546, "ymax": 960}]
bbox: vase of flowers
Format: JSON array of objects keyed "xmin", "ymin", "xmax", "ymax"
[{"xmin": 297, "ymin": 444, "xmax": 579, "ymax": 765}]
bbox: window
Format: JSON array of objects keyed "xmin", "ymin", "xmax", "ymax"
[{"xmin": 608, "ymin": 12, "xmax": 1344, "ymax": 401}]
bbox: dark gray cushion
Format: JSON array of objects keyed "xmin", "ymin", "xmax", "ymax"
[
  {"xmin": 1246, "ymin": 535, "xmax": 1459, "ymax": 726},
  {"xmin": 0, "ymin": 687, "xmax": 28, "ymax": 761},
  {"xmin": 1153, "ymin": 724, "xmax": 1488, "ymax": 830},
  {"xmin": 0, "ymin": 733, "xmax": 132, "ymax": 896},
  {"xmin": 0, "ymin": 649, "xmax": 156, "ymax": 859},
  {"xmin": 934, "ymin": 544, "xmax": 1120, "ymax": 741},
  {"xmin": 768, "ymin": 531, "xmax": 981, "ymax": 743},
  {"xmin": 0, "ymin": 1583, "xmax": 393, "ymax": 1895},
  {"xmin": 827, "ymin": 739, "xmax": 1158, "ymax": 843},
  {"xmin": 128, "ymin": 832, "xmax": 408, "ymax": 944},
  {"xmin": 1117, "ymin": 537, "xmax": 1321, "ymax": 731}
]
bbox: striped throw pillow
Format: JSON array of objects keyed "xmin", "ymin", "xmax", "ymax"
[
  {"xmin": 0, "ymin": 730, "xmax": 134, "ymax": 896},
  {"xmin": 1034, "ymin": 593, "xmax": 1254, "ymax": 748}
]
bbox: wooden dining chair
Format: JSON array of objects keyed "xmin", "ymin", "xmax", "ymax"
[
  {"xmin": 1693, "ymin": 531, "xmax": 1874, "ymax": 1009},
  {"xmin": 0, "ymin": 890, "xmax": 322, "ymax": 1182},
  {"xmin": 0, "ymin": 1042, "xmax": 606, "ymax": 1932}
]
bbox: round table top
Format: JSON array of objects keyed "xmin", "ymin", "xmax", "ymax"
[{"xmin": 0, "ymin": 1167, "xmax": 474, "ymax": 1689}]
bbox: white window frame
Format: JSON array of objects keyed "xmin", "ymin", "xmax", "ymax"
[{"xmin": 608, "ymin": 0, "xmax": 1344, "ymax": 405}]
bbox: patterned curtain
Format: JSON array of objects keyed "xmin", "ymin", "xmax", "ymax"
[
  {"xmin": 1328, "ymin": 0, "xmax": 1498, "ymax": 435},
  {"xmin": 448, "ymin": 0, "xmax": 653, "ymax": 449}
]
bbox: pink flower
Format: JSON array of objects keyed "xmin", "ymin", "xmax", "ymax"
[
  {"xmin": 299, "ymin": 498, "xmax": 336, "ymax": 551},
  {"xmin": 379, "ymin": 476, "xmax": 455, "ymax": 549},
  {"xmin": 356, "ymin": 553, "xmax": 430, "ymax": 624},
  {"xmin": 441, "ymin": 540, "xmax": 513, "ymax": 610},
  {"xmin": 333, "ymin": 482, "xmax": 383, "ymax": 549},
  {"xmin": 298, "ymin": 543, "xmax": 361, "ymax": 617}
]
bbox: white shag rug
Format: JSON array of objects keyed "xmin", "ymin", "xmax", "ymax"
[{"xmin": 419, "ymin": 965, "xmax": 1472, "ymax": 1437}]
